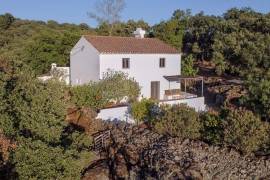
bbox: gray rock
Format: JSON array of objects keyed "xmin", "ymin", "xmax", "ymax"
[{"xmin": 85, "ymin": 122, "xmax": 270, "ymax": 179}]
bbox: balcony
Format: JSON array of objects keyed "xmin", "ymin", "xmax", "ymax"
[
  {"xmin": 163, "ymin": 75, "xmax": 203, "ymax": 98},
  {"xmin": 160, "ymin": 75, "xmax": 205, "ymax": 111},
  {"xmin": 163, "ymin": 89, "xmax": 198, "ymax": 100}
]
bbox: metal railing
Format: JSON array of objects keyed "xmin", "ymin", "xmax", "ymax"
[{"xmin": 93, "ymin": 130, "xmax": 111, "ymax": 152}]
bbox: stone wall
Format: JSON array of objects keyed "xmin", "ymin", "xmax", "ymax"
[{"xmin": 83, "ymin": 123, "xmax": 270, "ymax": 179}]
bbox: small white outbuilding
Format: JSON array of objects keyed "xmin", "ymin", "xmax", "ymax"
[{"xmin": 38, "ymin": 63, "xmax": 70, "ymax": 85}]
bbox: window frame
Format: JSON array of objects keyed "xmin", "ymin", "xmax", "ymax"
[
  {"xmin": 159, "ymin": 58, "xmax": 166, "ymax": 68},
  {"xmin": 122, "ymin": 58, "xmax": 130, "ymax": 69}
]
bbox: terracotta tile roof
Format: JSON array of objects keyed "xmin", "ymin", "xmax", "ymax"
[{"xmin": 83, "ymin": 35, "xmax": 180, "ymax": 54}]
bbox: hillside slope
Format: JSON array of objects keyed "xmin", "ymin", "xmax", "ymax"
[{"xmin": 83, "ymin": 123, "xmax": 270, "ymax": 179}]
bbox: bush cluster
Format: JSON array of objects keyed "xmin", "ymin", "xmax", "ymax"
[
  {"xmin": 130, "ymin": 98, "xmax": 157, "ymax": 124},
  {"xmin": 181, "ymin": 54, "xmax": 198, "ymax": 77},
  {"xmin": 0, "ymin": 60, "xmax": 91, "ymax": 179},
  {"xmin": 70, "ymin": 71, "xmax": 140, "ymax": 110},
  {"xmin": 145, "ymin": 103, "xmax": 270, "ymax": 154},
  {"xmin": 201, "ymin": 108, "xmax": 269, "ymax": 154},
  {"xmin": 153, "ymin": 104, "xmax": 201, "ymax": 139},
  {"xmin": 200, "ymin": 112, "xmax": 223, "ymax": 145},
  {"xmin": 222, "ymin": 108, "xmax": 269, "ymax": 154},
  {"xmin": 70, "ymin": 82, "xmax": 107, "ymax": 110}
]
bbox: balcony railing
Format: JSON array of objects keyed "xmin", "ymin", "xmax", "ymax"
[{"xmin": 164, "ymin": 89, "xmax": 198, "ymax": 100}]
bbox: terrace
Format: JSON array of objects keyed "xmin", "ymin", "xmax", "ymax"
[
  {"xmin": 163, "ymin": 75, "xmax": 204, "ymax": 100},
  {"xmin": 161, "ymin": 75, "xmax": 205, "ymax": 111}
]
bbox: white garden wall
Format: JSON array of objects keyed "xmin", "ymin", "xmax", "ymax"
[
  {"xmin": 97, "ymin": 97, "xmax": 205, "ymax": 125},
  {"xmin": 160, "ymin": 97, "xmax": 206, "ymax": 112},
  {"xmin": 97, "ymin": 106, "xmax": 135, "ymax": 123}
]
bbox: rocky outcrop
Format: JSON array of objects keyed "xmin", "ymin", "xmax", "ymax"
[
  {"xmin": 204, "ymin": 76, "xmax": 246, "ymax": 108},
  {"xmin": 66, "ymin": 107, "xmax": 105, "ymax": 134},
  {"xmin": 83, "ymin": 159, "xmax": 110, "ymax": 180},
  {"xmin": 141, "ymin": 138, "xmax": 270, "ymax": 179},
  {"xmin": 83, "ymin": 122, "xmax": 270, "ymax": 179}
]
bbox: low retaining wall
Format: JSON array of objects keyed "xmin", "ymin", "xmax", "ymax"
[
  {"xmin": 97, "ymin": 105, "xmax": 135, "ymax": 123},
  {"xmin": 160, "ymin": 97, "xmax": 206, "ymax": 111},
  {"xmin": 97, "ymin": 97, "xmax": 206, "ymax": 123}
]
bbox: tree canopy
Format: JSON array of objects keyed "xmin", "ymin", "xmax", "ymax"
[{"xmin": 0, "ymin": 58, "xmax": 91, "ymax": 179}]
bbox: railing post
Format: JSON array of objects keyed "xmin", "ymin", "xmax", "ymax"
[
  {"xmin": 101, "ymin": 136, "xmax": 104, "ymax": 150},
  {"xmin": 179, "ymin": 78, "xmax": 181, "ymax": 91},
  {"xmin": 201, "ymin": 77, "xmax": 204, "ymax": 97},
  {"xmin": 184, "ymin": 79, "xmax": 186, "ymax": 92}
]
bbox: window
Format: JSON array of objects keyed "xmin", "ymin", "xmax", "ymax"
[
  {"xmin": 159, "ymin": 58, "xmax": 166, "ymax": 68},
  {"xmin": 122, "ymin": 58, "xmax": 130, "ymax": 69}
]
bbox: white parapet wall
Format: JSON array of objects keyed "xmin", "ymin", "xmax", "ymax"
[
  {"xmin": 97, "ymin": 97, "xmax": 205, "ymax": 124},
  {"xmin": 97, "ymin": 105, "xmax": 135, "ymax": 123},
  {"xmin": 159, "ymin": 97, "xmax": 206, "ymax": 112}
]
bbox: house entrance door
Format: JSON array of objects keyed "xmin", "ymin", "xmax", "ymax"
[{"xmin": 151, "ymin": 81, "xmax": 160, "ymax": 100}]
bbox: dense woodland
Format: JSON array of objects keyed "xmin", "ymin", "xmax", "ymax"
[{"xmin": 0, "ymin": 7, "xmax": 270, "ymax": 179}]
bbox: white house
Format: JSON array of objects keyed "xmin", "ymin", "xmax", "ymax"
[{"xmin": 70, "ymin": 28, "xmax": 206, "ymax": 116}]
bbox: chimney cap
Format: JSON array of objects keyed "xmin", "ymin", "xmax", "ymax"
[
  {"xmin": 51, "ymin": 63, "xmax": 57, "ymax": 69},
  {"xmin": 133, "ymin": 28, "xmax": 146, "ymax": 38}
]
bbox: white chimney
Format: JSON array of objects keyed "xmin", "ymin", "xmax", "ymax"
[
  {"xmin": 133, "ymin": 28, "xmax": 146, "ymax": 38},
  {"xmin": 51, "ymin": 63, "xmax": 57, "ymax": 70}
]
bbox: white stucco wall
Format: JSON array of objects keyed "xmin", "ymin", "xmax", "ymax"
[
  {"xmin": 99, "ymin": 54, "xmax": 181, "ymax": 99},
  {"xmin": 160, "ymin": 97, "xmax": 206, "ymax": 112},
  {"xmin": 97, "ymin": 106, "xmax": 135, "ymax": 123},
  {"xmin": 70, "ymin": 37, "xmax": 100, "ymax": 85},
  {"xmin": 97, "ymin": 97, "xmax": 205, "ymax": 124}
]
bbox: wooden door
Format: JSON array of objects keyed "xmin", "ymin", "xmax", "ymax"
[{"xmin": 151, "ymin": 81, "xmax": 160, "ymax": 100}]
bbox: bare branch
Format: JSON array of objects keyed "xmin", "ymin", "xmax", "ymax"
[{"xmin": 87, "ymin": 0, "xmax": 126, "ymax": 25}]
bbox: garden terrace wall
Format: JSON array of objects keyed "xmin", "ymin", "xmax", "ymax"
[{"xmin": 97, "ymin": 105, "xmax": 135, "ymax": 123}]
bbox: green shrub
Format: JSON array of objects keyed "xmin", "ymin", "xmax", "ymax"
[
  {"xmin": 200, "ymin": 112, "xmax": 223, "ymax": 145},
  {"xmin": 131, "ymin": 98, "xmax": 156, "ymax": 123},
  {"xmin": 212, "ymin": 51, "xmax": 226, "ymax": 76},
  {"xmin": 100, "ymin": 70, "xmax": 140, "ymax": 103},
  {"xmin": 5, "ymin": 74, "xmax": 68, "ymax": 144},
  {"xmin": 70, "ymin": 82, "xmax": 108, "ymax": 110},
  {"xmin": 13, "ymin": 138, "xmax": 82, "ymax": 180},
  {"xmin": 70, "ymin": 71, "xmax": 140, "ymax": 110},
  {"xmin": 0, "ymin": 64, "xmax": 91, "ymax": 179},
  {"xmin": 241, "ymin": 75, "xmax": 270, "ymax": 120},
  {"xmin": 153, "ymin": 104, "xmax": 201, "ymax": 139},
  {"xmin": 223, "ymin": 108, "xmax": 269, "ymax": 154},
  {"xmin": 181, "ymin": 54, "xmax": 198, "ymax": 76}
]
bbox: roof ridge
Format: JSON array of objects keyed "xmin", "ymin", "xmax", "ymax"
[
  {"xmin": 83, "ymin": 35, "xmax": 180, "ymax": 54},
  {"xmin": 83, "ymin": 35, "xmax": 156, "ymax": 40}
]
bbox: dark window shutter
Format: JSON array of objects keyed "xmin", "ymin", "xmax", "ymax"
[
  {"xmin": 122, "ymin": 58, "xmax": 130, "ymax": 69},
  {"xmin": 159, "ymin": 58, "xmax": 165, "ymax": 68}
]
